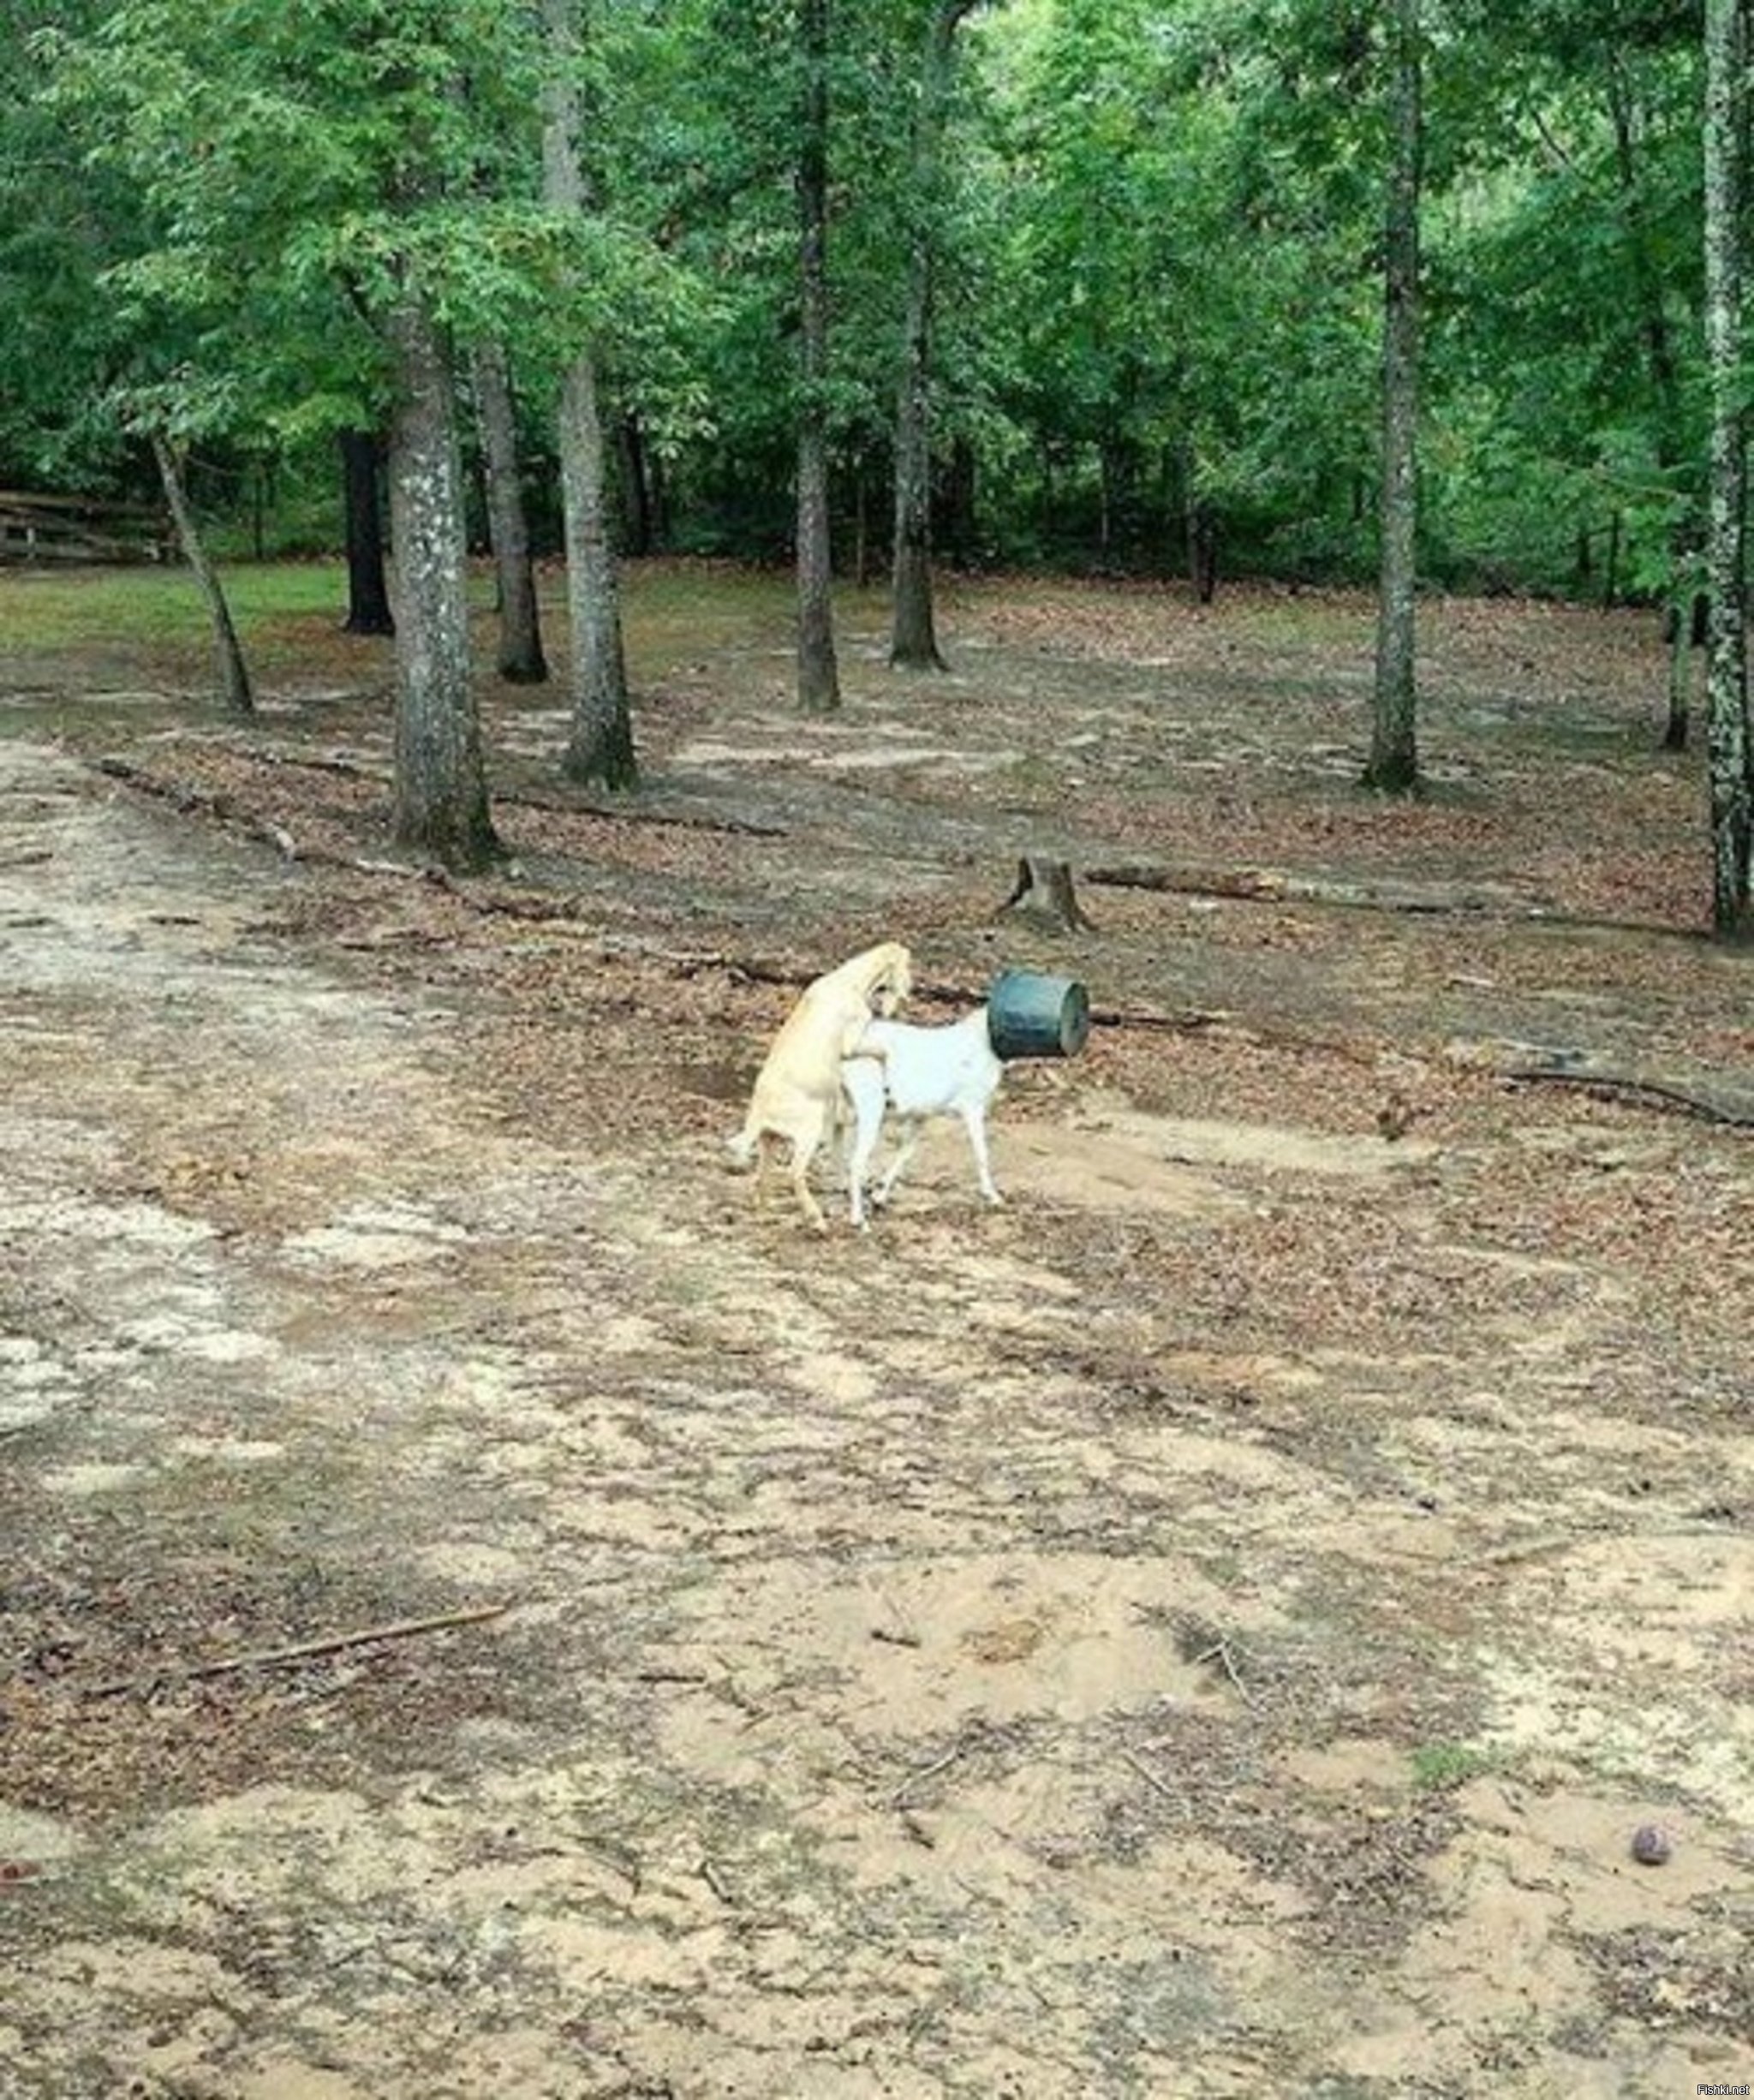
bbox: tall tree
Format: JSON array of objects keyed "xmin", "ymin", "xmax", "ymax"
[
  {"xmin": 150, "ymin": 432, "xmax": 254, "ymax": 717},
  {"xmin": 385, "ymin": 291, "xmax": 501, "ymax": 869},
  {"xmin": 542, "ymin": 0, "xmax": 637, "ymax": 787},
  {"xmin": 44, "ymin": 0, "xmax": 525, "ymax": 868},
  {"xmin": 889, "ymin": 0, "xmax": 980, "ymax": 671},
  {"xmin": 1364, "ymin": 0, "xmax": 1423, "ymax": 795},
  {"xmin": 1703, "ymin": 0, "xmax": 1752, "ymax": 937},
  {"xmin": 796, "ymin": 0, "xmax": 842, "ymax": 713},
  {"xmin": 339, "ymin": 429, "xmax": 396, "ymax": 637},
  {"xmin": 472, "ymin": 341, "xmax": 549, "ymax": 684}
]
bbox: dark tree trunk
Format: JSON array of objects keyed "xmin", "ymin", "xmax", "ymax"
[
  {"xmin": 1364, "ymin": 0, "xmax": 1423, "ymax": 797},
  {"xmin": 150, "ymin": 432, "xmax": 254, "ymax": 719},
  {"xmin": 542, "ymin": 0, "xmax": 637, "ymax": 789},
  {"xmin": 617, "ymin": 411, "xmax": 655, "ymax": 558},
  {"xmin": 944, "ymin": 433, "xmax": 977, "ymax": 564},
  {"xmin": 472, "ymin": 340, "xmax": 549, "ymax": 685},
  {"xmin": 1703, "ymin": 0, "xmax": 1752, "ymax": 935},
  {"xmin": 1664, "ymin": 588, "xmax": 1709, "ymax": 752},
  {"xmin": 1610, "ymin": 47, "xmax": 1701, "ymax": 750},
  {"xmin": 1189, "ymin": 497, "xmax": 1218, "ymax": 606},
  {"xmin": 796, "ymin": 0, "xmax": 841, "ymax": 713},
  {"xmin": 384, "ymin": 293, "xmax": 501, "ymax": 872},
  {"xmin": 890, "ymin": 3, "xmax": 976, "ymax": 671},
  {"xmin": 1600, "ymin": 510, "xmax": 1621, "ymax": 608},
  {"xmin": 853, "ymin": 460, "xmax": 872, "ymax": 588},
  {"xmin": 339, "ymin": 429, "xmax": 395, "ymax": 637}
]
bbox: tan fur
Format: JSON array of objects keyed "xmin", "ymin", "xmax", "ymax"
[{"xmin": 727, "ymin": 941, "xmax": 913, "ymax": 1231}]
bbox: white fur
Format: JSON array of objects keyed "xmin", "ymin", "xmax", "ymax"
[
  {"xmin": 727, "ymin": 941, "xmax": 912, "ymax": 1232},
  {"xmin": 841, "ymin": 1006, "xmax": 1004, "ymax": 1228}
]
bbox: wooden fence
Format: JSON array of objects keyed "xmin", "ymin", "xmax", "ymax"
[{"xmin": 0, "ymin": 490, "xmax": 174, "ymax": 565}]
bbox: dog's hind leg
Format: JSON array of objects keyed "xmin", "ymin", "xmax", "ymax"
[{"xmin": 787, "ymin": 1106, "xmax": 832, "ymax": 1232}]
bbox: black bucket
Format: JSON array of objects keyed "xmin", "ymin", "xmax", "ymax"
[{"xmin": 987, "ymin": 969, "xmax": 1091, "ymax": 1060}]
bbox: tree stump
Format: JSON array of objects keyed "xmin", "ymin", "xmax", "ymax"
[{"xmin": 997, "ymin": 854, "xmax": 1095, "ymax": 933}]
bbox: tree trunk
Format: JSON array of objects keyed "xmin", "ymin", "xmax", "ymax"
[
  {"xmin": 1600, "ymin": 510, "xmax": 1621, "ymax": 608},
  {"xmin": 150, "ymin": 432, "xmax": 254, "ymax": 719},
  {"xmin": 338, "ymin": 428, "xmax": 395, "ymax": 636},
  {"xmin": 853, "ymin": 460, "xmax": 872, "ymax": 588},
  {"xmin": 999, "ymin": 854, "xmax": 1095, "ymax": 933},
  {"xmin": 384, "ymin": 293, "xmax": 501, "ymax": 871},
  {"xmin": 542, "ymin": 0, "xmax": 638, "ymax": 789},
  {"xmin": 796, "ymin": 0, "xmax": 841, "ymax": 714},
  {"xmin": 1703, "ymin": 0, "xmax": 1752, "ymax": 936},
  {"xmin": 617, "ymin": 410, "xmax": 655, "ymax": 558},
  {"xmin": 1364, "ymin": 0, "xmax": 1423, "ymax": 796},
  {"xmin": 890, "ymin": 3, "xmax": 975, "ymax": 671},
  {"xmin": 557, "ymin": 351, "xmax": 636, "ymax": 786},
  {"xmin": 1664, "ymin": 589, "xmax": 1707, "ymax": 752},
  {"xmin": 472, "ymin": 341, "xmax": 549, "ymax": 685},
  {"xmin": 1610, "ymin": 48, "xmax": 1700, "ymax": 749},
  {"xmin": 1189, "ymin": 497, "xmax": 1218, "ymax": 606},
  {"xmin": 945, "ymin": 433, "xmax": 977, "ymax": 564}
]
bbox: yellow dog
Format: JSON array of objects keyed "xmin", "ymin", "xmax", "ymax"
[{"xmin": 727, "ymin": 941, "xmax": 913, "ymax": 1230}]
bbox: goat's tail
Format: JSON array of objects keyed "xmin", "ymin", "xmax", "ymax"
[{"xmin": 725, "ymin": 1121, "xmax": 760, "ymax": 1171}]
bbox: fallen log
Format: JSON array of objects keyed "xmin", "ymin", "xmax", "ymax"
[
  {"xmin": 1084, "ymin": 858, "xmax": 1531, "ymax": 916},
  {"xmin": 203, "ymin": 743, "xmax": 790, "ymax": 838},
  {"xmin": 1503, "ymin": 1065, "xmax": 1754, "ymax": 1127}
]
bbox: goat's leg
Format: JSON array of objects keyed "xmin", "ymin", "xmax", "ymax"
[
  {"xmin": 873, "ymin": 1118, "xmax": 924, "ymax": 1208},
  {"xmin": 844, "ymin": 1095, "xmax": 883, "ymax": 1231},
  {"xmin": 963, "ymin": 1106, "xmax": 1003, "ymax": 1206}
]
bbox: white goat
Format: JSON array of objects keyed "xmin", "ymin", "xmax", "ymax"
[{"xmin": 840, "ymin": 1006, "xmax": 1005, "ymax": 1228}]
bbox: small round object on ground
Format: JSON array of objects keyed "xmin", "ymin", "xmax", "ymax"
[{"xmin": 1630, "ymin": 1823, "xmax": 1673, "ymax": 1866}]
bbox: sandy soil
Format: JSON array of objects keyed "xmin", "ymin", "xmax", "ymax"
[{"xmin": 1, "ymin": 574, "xmax": 1751, "ymax": 2098}]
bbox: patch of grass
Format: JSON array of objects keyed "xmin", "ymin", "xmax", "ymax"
[
  {"xmin": 1409, "ymin": 1739, "xmax": 1498, "ymax": 1792},
  {"xmin": 0, "ymin": 562, "xmax": 355, "ymax": 652}
]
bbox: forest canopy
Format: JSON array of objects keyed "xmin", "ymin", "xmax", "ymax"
[{"xmin": 1, "ymin": 0, "xmax": 1714, "ymax": 600}]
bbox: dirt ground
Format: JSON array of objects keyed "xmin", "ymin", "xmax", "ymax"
[{"xmin": 1, "ymin": 569, "xmax": 1750, "ymax": 2099}]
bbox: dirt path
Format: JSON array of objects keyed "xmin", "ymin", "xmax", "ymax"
[{"xmin": 2, "ymin": 659, "xmax": 1751, "ymax": 2098}]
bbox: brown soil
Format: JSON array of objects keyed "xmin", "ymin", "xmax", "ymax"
[{"xmin": 1, "ymin": 570, "xmax": 1750, "ymax": 2098}]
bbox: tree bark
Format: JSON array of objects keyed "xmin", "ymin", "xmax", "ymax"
[
  {"xmin": 890, "ymin": 1, "xmax": 975, "ymax": 671},
  {"xmin": 338, "ymin": 428, "xmax": 395, "ymax": 637},
  {"xmin": 384, "ymin": 292, "xmax": 501, "ymax": 871},
  {"xmin": 1663, "ymin": 589, "xmax": 1707, "ymax": 753},
  {"xmin": 1364, "ymin": 0, "xmax": 1422, "ymax": 796},
  {"xmin": 1703, "ymin": 0, "xmax": 1753, "ymax": 935},
  {"xmin": 616, "ymin": 410, "xmax": 655, "ymax": 557},
  {"xmin": 1608, "ymin": 50, "xmax": 1703, "ymax": 751},
  {"xmin": 796, "ymin": 0, "xmax": 841, "ymax": 713},
  {"xmin": 150, "ymin": 432, "xmax": 254, "ymax": 719},
  {"xmin": 472, "ymin": 341, "xmax": 549, "ymax": 685},
  {"xmin": 999, "ymin": 854, "xmax": 1095, "ymax": 932},
  {"xmin": 543, "ymin": 0, "xmax": 638, "ymax": 789}
]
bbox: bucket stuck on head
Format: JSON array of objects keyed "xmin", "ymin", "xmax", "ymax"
[{"xmin": 987, "ymin": 968, "xmax": 1091, "ymax": 1060}]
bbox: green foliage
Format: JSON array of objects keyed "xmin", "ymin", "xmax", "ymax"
[
  {"xmin": 0, "ymin": 0, "xmax": 1722, "ymax": 605},
  {"xmin": 1410, "ymin": 1739, "xmax": 1499, "ymax": 1792}
]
